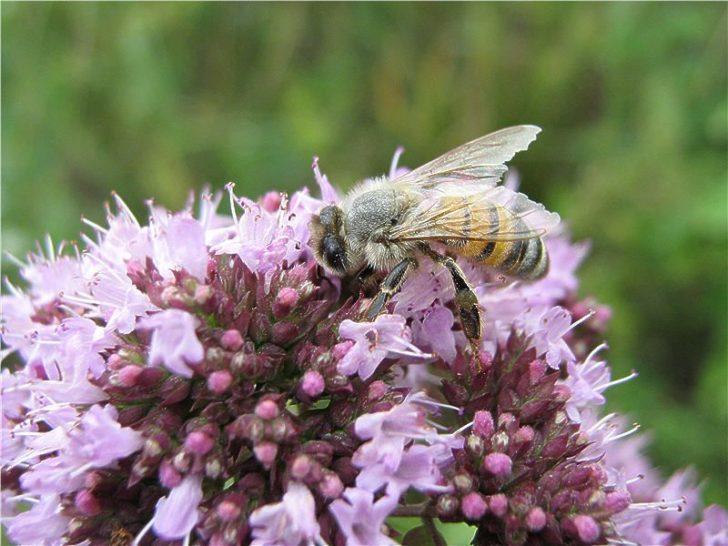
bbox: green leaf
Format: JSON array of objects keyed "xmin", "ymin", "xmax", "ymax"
[{"xmin": 402, "ymin": 525, "xmax": 444, "ymax": 546}]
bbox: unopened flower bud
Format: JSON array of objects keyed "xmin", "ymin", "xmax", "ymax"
[
  {"xmin": 605, "ymin": 491, "xmax": 631, "ymax": 514},
  {"xmin": 75, "ymin": 490, "xmax": 101, "ymax": 516},
  {"xmin": 565, "ymin": 515, "xmax": 600, "ymax": 543},
  {"xmin": 194, "ymin": 284, "xmax": 212, "ymax": 305},
  {"xmin": 461, "ymin": 492, "xmax": 487, "ymax": 520},
  {"xmin": 273, "ymin": 287, "xmax": 300, "ymax": 318},
  {"xmin": 473, "ymin": 410, "xmax": 495, "ymax": 438},
  {"xmin": 483, "ymin": 453, "xmax": 512, "ymax": 477},
  {"xmin": 185, "ymin": 431, "xmax": 214, "ymax": 455},
  {"xmin": 453, "ymin": 473, "xmax": 474, "ymax": 494},
  {"xmin": 491, "ymin": 431, "xmax": 510, "ymax": 452},
  {"xmin": 291, "ymin": 455, "xmax": 313, "ymax": 479},
  {"xmin": 488, "ymin": 494, "xmax": 508, "ymax": 517},
  {"xmin": 217, "ymin": 500, "xmax": 242, "ymax": 522},
  {"xmin": 436, "ymin": 494, "xmax": 459, "ymax": 518},
  {"xmin": 466, "ymin": 434, "xmax": 485, "ymax": 457},
  {"xmin": 221, "ymin": 329, "xmax": 244, "ymax": 351},
  {"xmin": 513, "ymin": 425, "xmax": 535, "ymax": 445},
  {"xmin": 207, "ymin": 370, "xmax": 233, "ymax": 394},
  {"xmin": 525, "ymin": 507, "xmax": 546, "ymax": 532},
  {"xmin": 255, "ymin": 399, "xmax": 280, "ymax": 420},
  {"xmin": 159, "ymin": 460, "xmax": 182, "ymax": 488},
  {"xmin": 107, "ymin": 353, "xmax": 125, "ymax": 370},
  {"xmin": 318, "ymin": 473, "xmax": 344, "ymax": 498},
  {"xmin": 205, "ymin": 457, "xmax": 223, "ymax": 479},
  {"xmin": 332, "ymin": 341, "xmax": 354, "ymax": 360},
  {"xmin": 300, "ymin": 370, "xmax": 325, "ymax": 398},
  {"xmin": 272, "ymin": 321, "xmax": 299, "ymax": 345},
  {"xmin": 261, "ymin": 191, "xmax": 282, "ymax": 212},
  {"xmin": 254, "ymin": 441, "xmax": 278, "ymax": 469},
  {"xmin": 173, "ymin": 451, "xmax": 192, "ymax": 473},
  {"xmin": 117, "ymin": 364, "xmax": 143, "ymax": 387},
  {"xmin": 367, "ymin": 380, "xmax": 388, "ymax": 400}
]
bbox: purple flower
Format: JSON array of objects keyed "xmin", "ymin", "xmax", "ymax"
[
  {"xmin": 20, "ymin": 404, "xmax": 143, "ymax": 495},
  {"xmin": 4, "ymin": 494, "xmax": 69, "ymax": 546},
  {"xmin": 249, "ymin": 482, "xmax": 321, "ymax": 546},
  {"xmin": 517, "ymin": 306, "xmax": 576, "ymax": 368},
  {"xmin": 1, "ymin": 165, "xmax": 722, "ymax": 545},
  {"xmin": 338, "ymin": 314, "xmax": 430, "ymax": 380},
  {"xmin": 329, "ymin": 488, "xmax": 398, "ymax": 546},
  {"xmin": 138, "ymin": 309, "xmax": 204, "ymax": 377},
  {"xmin": 700, "ymin": 505, "xmax": 728, "ymax": 546},
  {"xmin": 356, "ymin": 443, "xmax": 451, "ymax": 498},
  {"xmin": 150, "ymin": 474, "xmax": 204, "ymax": 540},
  {"xmin": 150, "ymin": 212, "xmax": 209, "ymax": 280}
]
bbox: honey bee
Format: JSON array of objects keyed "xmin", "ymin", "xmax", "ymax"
[{"xmin": 310, "ymin": 125, "xmax": 560, "ymax": 340}]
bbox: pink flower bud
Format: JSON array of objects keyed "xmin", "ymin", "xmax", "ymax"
[
  {"xmin": 254, "ymin": 441, "xmax": 278, "ymax": 468},
  {"xmin": 332, "ymin": 341, "xmax": 354, "ymax": 360},
  {"xmin": 605, "ymin": 491, "xmax": 631, "ymax": 514},
  {"xmin": 216, "ymin": 500, "xmax": 241, "ymax": 522},
  {"xmin": 367, "ymin": 380, "xmax": 388, "ymax": 400},
  {"xmin": 261, "ymin": 191, "xmax": 282, "ymax": 212},
  {"xmin": 185, "ymin": 431, "xmax": 214, "ymax": 455},
  {"xmin": 255, "ymin": 399, "xmax": 280, "ymax": 420},
  {"xmin": 207, "ymin": 370, "xmax": 233, "ymax": 394},
  {"xmin": 118, "ymin": 364, "xmax": 143, "ymax": 387},
  {"xmin": 461, "ymin": 492, "xmax": 487, "ymax": 520},
  {"xmin": 473, "ymin": 410, "xmax": 495, "ymax": 438},
  {"xmin": 488, "ymin": 494, "xmax": 508, "ymax": 517},
  {"xmin": 291, "ymin": 455, "xmax": 312, "ymax": 479},
  {"xmin": 194, "ymin": 284, "xmax": 212, "ymax": 305},
  {"xmin": 159, "ymin": 460, "xmax": 183, "ymax": 488},
  {"xmin": 107, "ymin": 353, "xmax": 124, "ymax": 370},
  {"xmin": 220, "ymin": 329, "xmax": 244, "ymax": 351},
  {"xmin": 483, "ymin": 453, "xmax": 512, "ymax": 477},
  {"xmin": 75, "ymin": 490, "xmax": 101, "ymax": 516},
  {"xmin": 273, "ymin": 287, "xmax": 300, "ymax": 317},
  {"xmin": 570, "ymin": 515, "xmax": 600, "ymax": 543},
  {"xmin": 318, "ymin": 473, "xmax": 344, "ymax": 498},
  {"xmin": 300, "ymin": 370, "xmax": 325, "ymax": 397},
  {"xmin": 513, "ymin": 425, "xmax": 535, "ymax": 445},
  {"xmin": 525, "ymin": 507, "xmax": 546, "ymax": 531}
]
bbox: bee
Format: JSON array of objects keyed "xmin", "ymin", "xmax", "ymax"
[{"xmin": 310, "ymin": 125, "xmax": 560, "ymax": 340}]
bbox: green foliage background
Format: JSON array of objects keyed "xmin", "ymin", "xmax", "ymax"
[{"xmin": 2, "ymin": 1, "xmax": 726, "ymax": 515}]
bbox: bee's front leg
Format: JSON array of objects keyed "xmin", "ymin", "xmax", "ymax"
[{"xmin": 365, "ymin": 258, "xmax": 417, "ymax": 320}]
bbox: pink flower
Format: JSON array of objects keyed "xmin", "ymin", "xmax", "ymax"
[
  {"xmin": 338, "ymin": 314, "xmax": 430, "ymax": 380},
  {"xmin": 138, "ymin": 309, "xmax": 204, "ymax": 377},
  {"xmin": 151, "ymin": 474, "xmax": 204, "ymax": 540},
  {"xmin": 249, "ymin": 482, "xmax": 321, "ymax": 546},
  {"xmin": 329, "ymin": 488, "xmax": 398, "ymax": 546}
]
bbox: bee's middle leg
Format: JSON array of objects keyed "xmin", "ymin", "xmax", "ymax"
[
  {"xmin": 419, "ymin": 245, "xmax": 481, "ymax": 340},
  {"xmin": 365, "ymin": 258, "xmax": 417, "ymax": 320}
]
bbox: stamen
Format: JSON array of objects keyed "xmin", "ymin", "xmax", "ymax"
[
  {"xmin": 566, "ymin": 309, "xmax": 596, "ymax": 333},
  {"xmin": 389, "ymin": 146, "xmax": 405, "ymax": 179},
  {"xmin": 602, "ymin": 370, "xmax": 639, "ymax": 390}
]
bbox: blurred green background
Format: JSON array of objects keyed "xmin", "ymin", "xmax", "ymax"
[{"xmin": 2, "ymin": 3, "xmax": 726, "ymax": 506}]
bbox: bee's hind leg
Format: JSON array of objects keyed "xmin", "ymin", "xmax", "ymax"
[
  {"xmin": 419, "ymin": 245, "xmax": 482, "ymax": 340},
  {"xmin": 365, "ymin": 258, "xmax": 417, "ymax": 320}
]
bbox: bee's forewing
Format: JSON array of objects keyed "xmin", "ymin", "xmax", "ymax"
[{"xmin": 391, "ymin": 125, "xmax": 541, "ymax": 190}]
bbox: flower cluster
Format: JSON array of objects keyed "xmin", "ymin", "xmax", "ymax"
[{"xmin": 1, "ymin": 157, "xmax": 724, "ymax": 546}]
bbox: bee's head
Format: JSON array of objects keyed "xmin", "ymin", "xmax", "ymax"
[{"xmin": 310, "ymin": 205, "xmax": 350, "ymax": 275}]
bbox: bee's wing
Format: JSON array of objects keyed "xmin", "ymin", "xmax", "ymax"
[
  {"xmin": 391, "ymin": 125, "xmax": 541, "ymax": 190},
  {"xmin": 388, "ymin": 186, "xmax": 560, "ymax": 243}
]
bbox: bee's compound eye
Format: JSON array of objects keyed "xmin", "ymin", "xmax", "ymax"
[
  {"xmin": 323, "ymin": 234, "xmax": 348, "ymax": 273},
  {"xmin": 319, "ymin": 206, "xmax": 343, "ymax": 229}
]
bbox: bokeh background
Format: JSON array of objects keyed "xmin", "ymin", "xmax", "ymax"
[{"xmin": 2, "ymin": 2, "xmax": 726, "ymax": 507}]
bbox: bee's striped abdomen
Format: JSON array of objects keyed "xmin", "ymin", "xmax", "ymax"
[{"xmin": 441, "ymin": 200, "xmax": 549, "ymax": 280}]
